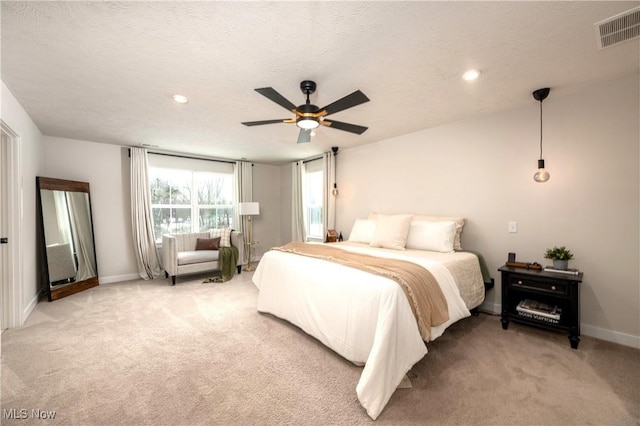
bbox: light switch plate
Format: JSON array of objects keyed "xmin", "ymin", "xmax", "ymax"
[{"xmin": 508, "ymin": 221, "xmax": 518, "ymax": 233}]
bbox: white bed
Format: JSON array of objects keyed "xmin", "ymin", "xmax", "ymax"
[{"xmin": 252, "ymin": 239, "xmax": 485, "ymax": 420}]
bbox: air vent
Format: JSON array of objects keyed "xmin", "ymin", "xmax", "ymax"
[{"xmin": 595, "ymin": 6, "xmax": 640, "ymax": 49}]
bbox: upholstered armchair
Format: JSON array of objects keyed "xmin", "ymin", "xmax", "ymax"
[{"xmin": 162, "ymin": 230, "xmax": 244, "ymax": 285}]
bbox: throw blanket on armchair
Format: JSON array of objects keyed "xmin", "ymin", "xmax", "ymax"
[
  {"xmin": 203, "ymin": 246, "xmax": 239, "ymax": 283},
  {"xmin": 272, "ymin": 242, "xmax": 449, "ymax": 341}
]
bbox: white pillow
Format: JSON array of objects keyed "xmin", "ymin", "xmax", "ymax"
[
  {"xmin": 368, "ymin": 212, "xmax": 465, "ymax": 250},
  {"xmin": 210, "ymin": 227, "xmax": 232, "ymax": 248},
  {"xmin": 348, "ymin": 219, "xmax": 377, "ymax": 244},
  {"xmin": 405, "ymin": 221, "xmax": 456, "ymax": 253},
  {"xmin": 369, "ymin": 214, "xmax": 413, "ymax": 250}
]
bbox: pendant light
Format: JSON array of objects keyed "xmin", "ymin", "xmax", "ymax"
[
  {"xmin": 532, "ymin": 88, "xmax": 550, "ymax": 183},
  {"xmin": 331, "ymin": 146, "xmax": 339, "ymax": 196}
]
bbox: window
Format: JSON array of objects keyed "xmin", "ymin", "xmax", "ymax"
[
  {"xmin": 148, "ymin": 155, "xmax": 235, "ymax": 242},
  {"xmin": 195, "ymin": 173, "xmax": 234, "ymax": 231},
  {"xmin": 304, "ymin": 159, "xmax": 324, "ymax": 240},
  {"xmin": 150, "ymin": 169, "xmax": 192, "ymax": 237}
]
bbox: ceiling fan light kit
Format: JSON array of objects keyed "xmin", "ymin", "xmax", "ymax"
[
  {"xmin": 297, "ymin": 118, "xmax": 320, "ymax": 130},
  {"xmin": 242, "ymin": 80, "xmax": 370, "ymax": 143}
]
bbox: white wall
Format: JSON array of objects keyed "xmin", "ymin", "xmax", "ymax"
[
  {"xmin": 279, "ymin": 163, "xmax": 293, "ymax": 245},
  {"xmin": 1, "ymin": 81, "xmax": 44, "ymax": 323},
  {"xmin": 251, "ymin": 163, "xmax": 283, "ymax": 260},
  {"xmin": 42, "ymin": 138, "xmax": 138, "ymax": 283},
  {"xmin": 335, "ymin": 75, "xmax": 639, "ymax": 347}
]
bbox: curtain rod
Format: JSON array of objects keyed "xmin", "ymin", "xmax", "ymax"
[
  {"xmin": 128, "ymin": 148, "xmax": 244, "ymax": 165},
  {"xmin": 148, "ymin": 151, "xmax": 237, "ymax": 165},
  {"xmin": 302, "ymin": 155, "xmax": 323, "ymax": 164},
  {"xmin": 301, "ymin": 147, "xmax": 337, "ymax": 164}
]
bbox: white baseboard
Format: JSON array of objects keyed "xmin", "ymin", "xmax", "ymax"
[
  {"xmin": 581, "ymin": 323, "xmax": 640, "ymax": 349},
  {"xmin": 22, "ymin": 293, "xmax": 39, "ymax": 326},
  {"xmin": 479, "ymin": 301, "xmax": 500, "ymax": 315},
  {"xmin": 99, "ymin": 273, "xmax": 140, "ymax": 284},
  {"xmin": 479, "ymin": 302, "xmax": 639, "ymax": 349}
]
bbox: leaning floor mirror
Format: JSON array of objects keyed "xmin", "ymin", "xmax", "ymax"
[{"xmin": 36, "ymin": 177, "xmax": 99, "ymax": 301}]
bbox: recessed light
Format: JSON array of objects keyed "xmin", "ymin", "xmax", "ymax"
[
  {"xmin": 462, "ymin": 69, "xmax": 480, "ymax": 81},
  {"xmin": 172, "ymin": 94, "xmax": 188, "ymax": 104}
]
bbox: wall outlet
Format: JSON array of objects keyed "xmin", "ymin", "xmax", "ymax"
[{"xmin": 508, "ymin": 221, "xmax": 518, "ymax": 233}]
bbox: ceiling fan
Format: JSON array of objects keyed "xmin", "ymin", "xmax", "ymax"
[{"xmin": 242, "ymin": 80, "xmax": 370, "ymax": 143}]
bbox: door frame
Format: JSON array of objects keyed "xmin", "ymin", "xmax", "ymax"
[{"xmin": 1, "ymin": 120, "xmax": 23, "ymax": 329}]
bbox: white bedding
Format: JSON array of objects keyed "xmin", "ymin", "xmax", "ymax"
[{"xmin": 252, "ymin": 242, "xmax": 482, "ymax": 420}]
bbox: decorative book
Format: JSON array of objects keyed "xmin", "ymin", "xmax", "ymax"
[
  {"xmin": 516, "ymin": 299, "xmax": 561, "ymax": 322},
  {"xmin": 516, "ymin": 310, "xmax": 560, "ymax": 324}
]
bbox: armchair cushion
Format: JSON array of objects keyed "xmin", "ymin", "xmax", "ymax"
[{"xmin": 178, "ymin": 250, "xmax": 220, "ymax": 266}]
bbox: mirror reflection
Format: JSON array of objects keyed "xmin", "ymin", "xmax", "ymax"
[{"xmin": 37, "ymin": 177, "xmax": 99, "ymax": 301}]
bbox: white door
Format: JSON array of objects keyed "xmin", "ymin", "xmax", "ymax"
[
  {"xmin": 1, "ymin": 131, "xmax": 9, "ymax": 331},
  {"xmin": 0, "ymin": 121, "xmax": 21, "ymax": 331}
]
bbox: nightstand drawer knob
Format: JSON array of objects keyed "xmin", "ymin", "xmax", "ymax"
[
  {"xmin": 551, "ymin": 285, "xmax": 556, "ymax": 291},
  {"xmin": 517, "ymin": 280, "xmax": 523, "ymax": 285}
]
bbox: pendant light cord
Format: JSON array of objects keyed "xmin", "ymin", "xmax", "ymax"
[{"xmin": 539, "ymin": 100, "xmax": 543, "ymax": 160}]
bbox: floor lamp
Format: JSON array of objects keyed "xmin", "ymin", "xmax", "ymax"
[{"xmin": 238, "ymin": 202, "xmax": 260, "ymax": 272}]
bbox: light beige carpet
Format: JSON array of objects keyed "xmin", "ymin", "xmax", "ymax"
[{"xmin": 1, "ymin": 271, "xmax": 638, "ymax": 425}]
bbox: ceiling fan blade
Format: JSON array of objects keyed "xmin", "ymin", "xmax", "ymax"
[
  {"xmin": 321, "ymin": 119, "xmax": 368, "ymax": 135},
  {"xmin": 319, "ymin": 90, "xmax": 369, "ymax": 116},
  {"xmin": 255, "ymin": 87, "xmax": 298, "ymax": 113},
  {"xmin": 242, "ymin": 119, "xmax": 292, "ymax": 126},
  {"xmin": 297, "ymin": 129, "xmax": 311, "ymax": 144}
]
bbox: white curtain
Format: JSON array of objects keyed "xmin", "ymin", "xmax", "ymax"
[
  {"xmin": 130, "ymin": 147, "xmax": 163, "ymax": 279},
  {"xmin": 66, "ymin": 192, "xmax": 96, "ymax": 281},
  {"xmin": 234, "ymin": 161, "xmax": 253, "ymax": 261},
  {"xmin": 53, "ymin": 191, "xmax": 73, "ymax": 246},
  {"xmin": 322, "ymin": 152, "xmax": 336, "ymax": 236},
  {"xmin": 291, "ymin": 161, "xmax": 307, "ymax": 242}
]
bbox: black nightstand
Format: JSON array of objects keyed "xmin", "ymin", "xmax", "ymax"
[{"xmin": 499, "ymin": 265, "xmax": 583, "ymax": 349}]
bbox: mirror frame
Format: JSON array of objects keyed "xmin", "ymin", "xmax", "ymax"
[{"xmin": 36, "ymin": 177, "xmax": 99, "ymax": 301}]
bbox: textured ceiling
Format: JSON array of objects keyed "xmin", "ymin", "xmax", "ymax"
[{"xmin": 1, "ymin": 1, "xmax": 638, "ymax": 164}]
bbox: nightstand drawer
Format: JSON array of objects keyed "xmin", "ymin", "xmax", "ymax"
[{"xmin": 509, "ymin": 276, "xmax": 567, "ymax": 296}]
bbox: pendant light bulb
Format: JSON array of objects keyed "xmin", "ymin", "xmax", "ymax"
[{"xmin": 533, "ymin": 159, "xmax": 550, "ymax": 183}]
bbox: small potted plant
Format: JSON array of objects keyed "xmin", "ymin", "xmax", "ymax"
[{"xmin": 544, "ymin": 246, "xmax": 574, "ymax": 270}]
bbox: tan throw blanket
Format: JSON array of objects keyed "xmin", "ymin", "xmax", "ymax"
[{"xmin": 272, "ymin": 242, "xmax": 449, "ymax": 341}]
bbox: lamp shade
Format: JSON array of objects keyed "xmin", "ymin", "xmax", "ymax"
[{"xmin": 238, "ymin": 202, "xmax": 260, "ymax": 216}]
